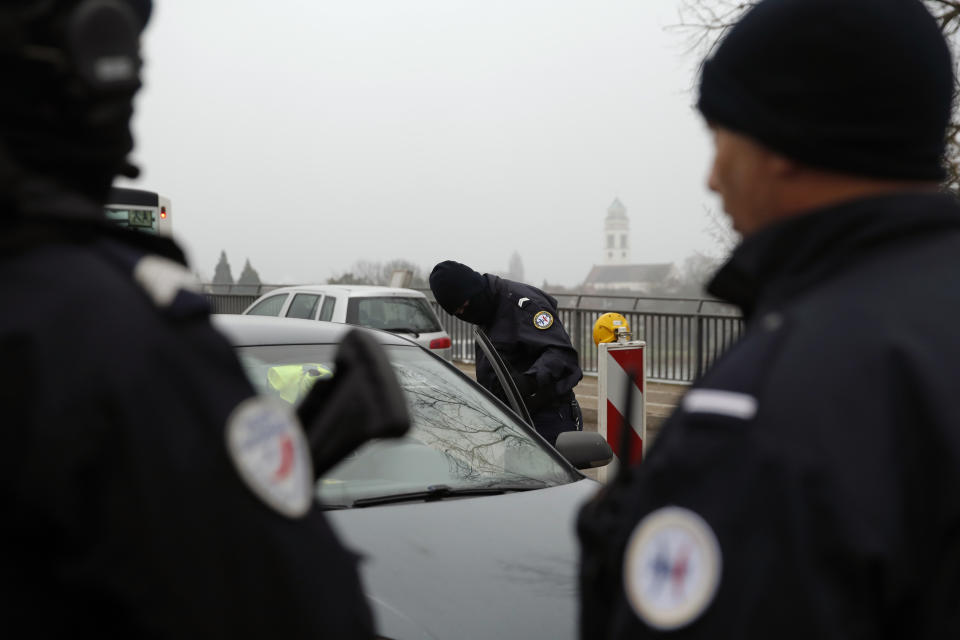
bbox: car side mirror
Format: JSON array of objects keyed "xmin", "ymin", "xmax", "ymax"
[
  {"xmin": 297, "ymin": 329, "xmax": 411, "ymax": 478},
  {"xmin": 555, "ymin": 431, "xmax": 613, "ymax": 470}
]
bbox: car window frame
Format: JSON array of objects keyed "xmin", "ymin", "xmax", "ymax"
[
  {"xmin": 285, "ymin": 293, "xmax": 322, "ymax": 320},
  {"xmin": 318, "ymin": 295, "xmax": 337, "ymax": 321},
  {"xmin": 474, "ymin": 327, "xmax": 534, "ymax": 426},
  {"xmin": 244, "ymin": 293, "xmax": 290, "ymax": 317}
]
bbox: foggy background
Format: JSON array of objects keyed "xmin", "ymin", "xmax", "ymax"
[{"xmin": 121, "ymin": 0, "xmax": 723, "ymax": 287}]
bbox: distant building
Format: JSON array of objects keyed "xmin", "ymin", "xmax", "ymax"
[
  {"xmin": 583, "ymin": 263, "xmax": 680, "ymax": 293},
  {"xmin": 584, "ymin": 199, "xmax": 680, "ymax": 294},
  {"xmin": 603, "ymin": 198, "xmax": 630, "ymax": 265}
]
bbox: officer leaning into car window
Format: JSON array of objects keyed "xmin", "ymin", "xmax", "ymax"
[
  {"xmin": 429, "ymin": 260, "xmax": 583, "ymax": 446},
  {"xmin": 0, "ymin": 2, "xmax": 373, "ymax": 636},
  {"xmin": 578, "ymin": 0, "xmax": 960, "ymax": 637}
]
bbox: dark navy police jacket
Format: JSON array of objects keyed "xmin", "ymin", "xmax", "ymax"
[
  {"xmin": 0, "ymin": 216, "xmax": 373, "ymax": 638},
  {"xmin": 475, "ymin": 274, "xmax": 583, "ymax": 445},
  {"xmin": 579, "ymin": 192, "xmax": 960, "ymax": 639}
]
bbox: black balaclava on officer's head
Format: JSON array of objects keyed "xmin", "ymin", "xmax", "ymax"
[
  {"xmin": 0, "ymin": 0, "xmax": 152, "ymax": 211},
  {"xmin": 429, "ymin": 260, "xmax": 496, "ymax": 325}
]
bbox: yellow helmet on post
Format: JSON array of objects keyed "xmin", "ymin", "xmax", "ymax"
[{"xmin": 593, "ymin": 313, "xmax": 630, "ymax": 346}]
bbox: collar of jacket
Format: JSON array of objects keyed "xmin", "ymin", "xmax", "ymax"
[
  {"xmin": 707, "ymin": 190, "xmax": 960, "ymax": 320},
  {"xmin": 1, "ymin": 177, "xmax": 188, "ymax": 265},
  {"xmin": 1, "ymin": 210, "xmax": 188, "ymax": 266},
  {"xmin": 482, "ymin": 273, "xmax": 503, "ymax": 316}
]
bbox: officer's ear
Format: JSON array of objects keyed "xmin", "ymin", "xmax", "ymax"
[
  {"xmin": 769, "ymin": 152, "xmax": 800, "ymax": 178},
  {"xmin": 297, "ymin": 329, "xmax": 410, "ymax": 479}
]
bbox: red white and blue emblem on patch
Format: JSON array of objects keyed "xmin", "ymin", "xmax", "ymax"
[
  {"xmin": 533, "ymin": 310, "xmax": 554, "ymax": 330},
  {"xmin": 226, "ymin": 397, "xmax": 314, "ymax": 518},
  {"xmin": 623, "ymin": 506, "xmax": 722, "ymax": 630}
]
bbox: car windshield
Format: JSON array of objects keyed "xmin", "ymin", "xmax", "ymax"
[
  {"xmin": 235, "ymin": 343, "xmax": 578, "ymax": 506},
  {"xmin": 345, "ymin": 296, "xmax": 442, "ymax": 333}
]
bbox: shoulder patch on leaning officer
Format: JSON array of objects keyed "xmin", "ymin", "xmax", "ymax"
[
  {"xmin": 133, "ymin": 255, "xmax": 202, "ymax": 307},
  {"xmin": 225, "ymin": 397, "xmax": 314, "ymax": 518},
  {"xmin": 532, "ymin": 310, "xmax": 554, "ymax": 330},
  {"xmin": 623, "ymin": 506, "xmax": 722, "ymax": 631}
]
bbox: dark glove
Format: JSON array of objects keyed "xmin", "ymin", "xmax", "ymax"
[
  {"xmin": 517, "ymin": 372, "xmax": 554, "ymax": 412},
  {"xmin": 515, "ymin": 372, "xmax": 538, "ymax": 398}
]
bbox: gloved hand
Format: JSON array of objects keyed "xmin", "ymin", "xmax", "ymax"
[
  {"xmin": 516, "ymin": 372, "xmax": 554, "ymax": 412},
  {"xmin": 515, "ymin": 372, "xmax": 538, "ymax": 398}
]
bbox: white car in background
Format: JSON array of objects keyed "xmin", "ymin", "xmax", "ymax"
[{"xmin": 242, "ymin": 284, "xmax": 453, "ymax": 361}]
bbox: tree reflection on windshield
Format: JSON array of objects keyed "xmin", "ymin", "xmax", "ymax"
[
  {"xmin": 393, "ymin": 360, "xmax": 546, "ymax": 484},
  {"xmin": 235, "ymin": 343, "xmax": 577, "ymax": 506}
]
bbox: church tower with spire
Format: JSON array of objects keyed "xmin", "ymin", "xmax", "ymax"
[{"xmin": 603, "ymin": 198, "xmax": 630, "ymax": 265}]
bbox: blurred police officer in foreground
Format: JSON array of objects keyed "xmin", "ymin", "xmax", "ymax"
[
  {"xmin": 579, "ymin": 0, "xmax": 960, "ymax": 637},
  {"xmin": 430, "ymin": 260, "xmax": 583, "ymax": 445},
  {"xmin": 0, "ymin": 2, "xmax": 373, "ymax": 636}
]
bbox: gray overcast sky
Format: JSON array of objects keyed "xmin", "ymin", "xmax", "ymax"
[{"xmin": 122, "ymin": 0, "xmax": 724, "ymax": 286}]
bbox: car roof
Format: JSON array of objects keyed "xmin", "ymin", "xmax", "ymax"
[
  {"xmin": 259, "ymin": 284, "xmax": 428, "ymax": 298},
  {"xmin": 212, "ymin": 314, "xmax": 416, "ymax": 347}
]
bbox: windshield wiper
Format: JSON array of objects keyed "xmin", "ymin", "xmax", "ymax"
[
  {"xmin": 349, "ymin": 482, "xmax": 545, "ymax": 508},
  {"xmin": 318, "ymin": 502, "xmax": 350, "ymax": 510},
  {"xmin": 382, "ymin": 326, "xmax": 421, "ymax": 338}
]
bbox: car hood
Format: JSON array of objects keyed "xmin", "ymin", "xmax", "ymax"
[{"xmin": 327, "ymin": 479, "xmax": 600, "ymax": 640}]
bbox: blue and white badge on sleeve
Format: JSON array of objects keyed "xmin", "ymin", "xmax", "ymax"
[
  {"xmin": 533, "ymin": 310, "xmax": 554, "ymax": 330},
  {"xmin": 226, "ymin": 397, "xmax": 314, "ymax": 518},
  {"xmin": 623, "ymin": 506, "xmax": 722, "ymax": 630}
]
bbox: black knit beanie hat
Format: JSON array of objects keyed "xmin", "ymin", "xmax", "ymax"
[
  {"xmin": 429, "ymin": 261, "xmax": 487, "ymax": 314},
  {"xmin": 697, "ymin": 0, "xmax": 954, "ymax": 181}
]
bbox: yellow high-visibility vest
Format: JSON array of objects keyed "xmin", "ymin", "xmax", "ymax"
[{"xmin": 267, "ymin": 363, "xmax": 333, "ymax": 403}]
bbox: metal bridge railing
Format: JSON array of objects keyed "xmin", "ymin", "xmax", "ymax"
[
  {"xmin": 202, "ymin": 287, "xmax": 744, "ymax": 383},
  {"xmin": 201, "ymin": 283, "xmax": 289, "ymax": 296},
  {"xmin": 429, "ymin": 302, "xmax": 744, "ymax": 383}
]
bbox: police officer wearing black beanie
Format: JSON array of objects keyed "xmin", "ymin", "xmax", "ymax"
[
  {"xmin": 578, "ymin": 0, "xmax": 960, "ymax": 637},
  {"xmin": 430, "ymin": 260, "xmax": 584, "ymax": 445},
  {"xmin": 0, "ymin": 2, "xmax": 373, "ymax": 636}
]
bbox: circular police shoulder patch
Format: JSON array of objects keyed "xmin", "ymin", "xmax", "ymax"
[
  {"xmin": 533, "ymin": 310, "xmax": 554, "ymax": 330},
  {"xmin": 226, "ymin": 397, "xmax": 314, "ymax": 518},
  {"xmin": 622, "ymin": 506, "xmax": 722, "ymax": 630}
]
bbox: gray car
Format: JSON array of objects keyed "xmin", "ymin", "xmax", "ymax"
[{"xmin": 212, "ymin": 314, "xmax": 607, "ymax": 639}]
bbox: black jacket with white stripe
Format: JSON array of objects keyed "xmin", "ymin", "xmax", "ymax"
[{"xmin": 580, "ymin": 191, "xmax": 960, "ymax": 639}]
